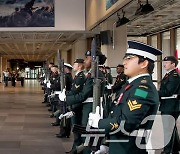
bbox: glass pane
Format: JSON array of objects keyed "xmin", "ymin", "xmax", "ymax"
[
  {"xmin": 176, "ymin": 28, "xmax": 180, "ymax": 73},
  {"xmin": 25, "ymin": 67, "xmax": 30, "ymax": 78},
  {"xmin": 162, "ymin": 31, "xmax": 170, "ymax": 77},
  {"xmin": 151, "ymin": 35, "xmax": 158, "ymax": 81},
  {"xmin": 128, "ymin": 37, "xmax": 147, "ymax": 44}
]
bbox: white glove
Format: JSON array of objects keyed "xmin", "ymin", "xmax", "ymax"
[
  {"xmin": 58, "ymin": 88, "xmax": 66, "ymax": 101},
  {"xmin": 55, "ymin": 91, "xmax": 61, "ymax": 95},
  {"xmin": 94, "ymin": 145, "xmax": 109, "ymax": 154},
  {"xmin": 59, "ymin": 114, "xmax": 64, "ymax": 120},
  {"xmin": 43, "ymin": 79, "xmax": 47, "ymax": 84},
  {"xmin": 88, "ymin": 106, "xmax": 101, "ymax": 128},
  {"xmin": 63, "ymin": 111, "xmax": 74, "ymax": 119},
  {"xmin": 47, "ymin": 81, "xmax": 51, "ymax": 88},
  {"xmin": 49, "ymin": 92, "xmax": 55, "ymax": 98},
  {"xmin": 106, "ymin": 84, "xmax": 112, "ymax": 90}
]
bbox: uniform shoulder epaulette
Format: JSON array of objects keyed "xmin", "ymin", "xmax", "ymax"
[
  {"xmin": 140, "ymin": 79, "xmax": 147, "ymax": 84},
  {"xmin": 79, "ymin": 74, "xmax": 83, "ymax": 77},
  {"xmin": 134, "ymin": 79, "xmax": 149, "ymax": 99},
  {"xmin": 138, "ymin": 85, "xmax": 148, "ymax": 89}
]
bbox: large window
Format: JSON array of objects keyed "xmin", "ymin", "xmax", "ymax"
[
  {"xmin": 162, "ymin": 31, "xmax": 170, "ymax": 77},
  {"xmin": 176, "ymin": 28, "xmax": 180, "ymax": 72},
  {"xmin": 151, "ymin": 35, "xmax": 158, "ymax": 87},
  {"xmin": 128, "ymin": 37, "xmax": 147, "ymax": 44}
]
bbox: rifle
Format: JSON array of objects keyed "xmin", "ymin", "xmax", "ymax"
[
  {"xmin": 73, "ymin": 39, "xmax": 104, "ymax": 152},
  {"xmin": 57, "ymin": 49, "xmax": 65, "ymax": 92},
  {"xmin": 91, "ymin": 38, "xmax": 101, "ymax": 114},
  {"xmin": 57, "ymin": 49, "xmax": 67, "ymax": 127},
  {"xmin": 44, "ymin": 60, "xmax": 50, "ymax": 83}
]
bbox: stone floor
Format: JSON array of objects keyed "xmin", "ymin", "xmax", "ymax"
[
  {"xmin": 0, "ymin": 80, "xmax": 73, "ymax": 154},
  {"xmin": 0, "ymin": 80, "xmax": 179, "ymax": 154}
]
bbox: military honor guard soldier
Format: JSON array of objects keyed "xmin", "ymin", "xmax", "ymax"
[
  {"xmin": 159, "ymin": 56, "xmax": 180, "ymax": 154},
  {"xmin": 88, "ymin": 40, "xmax": 162, "ymax": 154},
  {"xmin": 60, "ymin": 59, "xmax": 86, "ymax": 153},
  {"xmin": 112, "ymin": 64, "xmax": 127, "ymax": 95},
  {"xmin": 59, "ymin": 50, "xmax": 106, "ymax": 154}
]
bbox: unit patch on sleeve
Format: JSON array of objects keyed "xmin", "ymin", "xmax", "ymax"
[{"xmin": 134, "ymin": 88, "xmax": 148, "ymax": 98}]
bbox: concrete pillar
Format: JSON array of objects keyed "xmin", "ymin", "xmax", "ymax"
[
  {"xmin": 170, "ymin": 29, "xmax": 176, "ymax": 56},
  {"xmin": 0, "ymin": 57, "xmax": 2, "ymax": 83},
  {"xmin": 157, "ymin": 33, "xmax": 162, "ymax": 89},
  {"xmin": 1, "ymin": 57, "xmax": 8, "ymax": 83},
  {"xmin": 100, "ymin": 21, "xmax": 127, "ymax": 67},
  {"xmin": 147, "ymin": 36, "xmax": 151, "ymax": 45},
  {"xmin": 2, "ymin": 57, "xmax": 8, "ymax": 71},
  {"xmin": 61, "ymin": 50, "xmax": 68, "ymax": 63},
  {"xmin": 72, "ymin": 39, "xmax": 87, "ymax": 62}
]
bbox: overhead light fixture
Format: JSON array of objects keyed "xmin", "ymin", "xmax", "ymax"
[
  {"xmin": 141, "ymin": 0, "xmax": 154, "ymax": 14},
  {"xmin": 116, "ymin": 10, "xmax": 130, "ymax": 27},
  {"xmin": 135, "ymin": 0, "xmax": 154, "ymax": 15},
  {"xmin": 135, "ymin": 2, "xmax": 144, "ymax": 15}
]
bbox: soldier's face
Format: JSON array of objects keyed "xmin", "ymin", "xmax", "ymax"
[
  {"xmin": 51, "ymin": 67, "xmax": 57, "ymax": 72},
  {"xmin": 73, "ymin": 63, "xmax": 79, "ymax": 72},
  {"xmin": 163, "ymin": 61, "xmax": 175, "ymax": 71},
  {"xmin": 49, "ymin": 64, "xmax": 52, "ymax": 68},
  {"xmin": 84, "ymin": 56, "xmax": 91, "ymax": 69},
  {"xmin": 116, "ymin": 67, "xmax": 123, "ymax": 74},
  {"xmin": 123, "ymin": 56, "xmax": 147, "ymax": 78}
]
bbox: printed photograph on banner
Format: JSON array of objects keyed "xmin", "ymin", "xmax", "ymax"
[
  {"xmin": 106, "ymin": 0, "xmax": 118, "ymax": 10},
  {"xmin": 0, "ymin": 0, "xmax": 54, "ymax": 27}
]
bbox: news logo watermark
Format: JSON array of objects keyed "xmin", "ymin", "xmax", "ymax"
[{"xmin": 82, "ymin": 115, "xmax": 175, "ymax": 150}]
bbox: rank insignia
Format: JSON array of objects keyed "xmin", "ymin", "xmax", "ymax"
[
  {"xmin": 128, "ymin": 100, "xmax": 142, "ymax": 111},
  {"xmin": 110, "ymin": 122, "xmax": 119, "ymax": 130},
  {"xmin": 141, "ymin": 79, "xmax": 147, "ymax": 83},
  {"xmin": 75, "ymin": 84, "xmax": 80, "ymax": 89}
]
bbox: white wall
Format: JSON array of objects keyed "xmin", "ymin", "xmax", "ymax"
[
  {"xmin": 86, "ymin": 0, "xmax": 131, "ymax": 30},
  {"xmin": 0, "ymin": 0, "xmax": 85, "ymax": 31},
  {"xmin": 72, "ymin": 39, "xmax": 87, "ymax": 62},
  {"xmin": 100, "ymin": 21, "xmax": 127, "ymax": 67}
]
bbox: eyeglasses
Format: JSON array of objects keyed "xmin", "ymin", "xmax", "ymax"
[{"xmin": 123, "ymin": 55, "xmax": 137, "ymax": 60}]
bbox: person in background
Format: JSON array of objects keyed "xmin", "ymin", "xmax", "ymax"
[
  {"xmin": 55, "ymin": 63, "xmax": 73, "ymax": 138},
  {"xmin": 112, "ymin": 64, "xmax": 127, "ymax": 95},
  {"xmin": 3, "ymin": 69, "xmax": 9, "ymax": 87},
  {"xmin": 99, "ymin": 65, "xmax": 106, "ymax": 75},
  {"xmin": 105, "ymin": 66, "xmax": 113, "ymax": 85},
  {"xmin": 159, "ymin": 56, "xmax": 180, "ymax": 154},
  {"xmin": 11, "ymin": 70, "xmax": 17, "ymax": 87},
  {"xmin": 58, "ymin": 50, "xmax": 106, "ymax": 154},
  {"xmin": 42, "ymin": 62, "xmax": 54, "ymax": 104},
  {"xmin": 19, "ymin": 69, "xmax": 26, "ymax": 87},
  {"xmin": 58, "ymin": 59, "xmax": 85, "ymax": 153}
]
